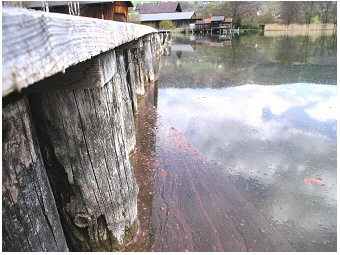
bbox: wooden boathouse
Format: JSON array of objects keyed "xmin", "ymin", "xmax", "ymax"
[
  {"xmin": 2, "ymin": 7, "xmax": 170, "ymax": 252},
  {"xmin": 195, "ymin": 16, "xmax": 233, "ymax": 34},
  {"xmin": 29, "ymin": 1, "xmax": 133, "ymax": 22}
]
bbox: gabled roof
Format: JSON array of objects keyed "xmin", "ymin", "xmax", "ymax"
[
  {"xmin": 135, "ymin": 2, "xmax": 143, "ymax": 10},
  {"xmin": 211, "ymin": 16, "xmax": 225, "ymax": 22},
  {"xmin": 140, "ymin": 11, "xmax": 195, "ymax": 22},
  {"xmin": 30, "ymin": 1, "xmax": 133, "ymax": 8},
  {"xmin": 224, "ymin": 18, "xmax": 233, "ymax": 23},
  {"xmin": 139, "ymin": 2, "xmax": 182, "ymax": 14}
]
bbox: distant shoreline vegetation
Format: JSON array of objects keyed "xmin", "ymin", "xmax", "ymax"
[
  {"xmin": 265, "ymin": 23, "xmax": 336, "ymax": 31},
  {"xmin": 263, "ymin": 23, "xmax": 336, "ymax": 36}
]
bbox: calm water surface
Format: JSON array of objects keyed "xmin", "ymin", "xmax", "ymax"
[{"xmin": 155, "ymin": 32, "xmax": 336, "ymax": 252}]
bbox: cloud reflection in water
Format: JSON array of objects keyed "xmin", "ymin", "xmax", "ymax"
[{"xmin": 157, "ymin": 83, "xmax": 336, "ymax": 252}]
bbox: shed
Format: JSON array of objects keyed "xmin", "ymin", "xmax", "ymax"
[
  {"xmin": 29, "ymin": 1, "xmax": 133, "ymax": 22},
  {"xmin": 140, "ymin": 11, "xmax": 197, "ymax": 29},
  {"xmin": 139, "ymin": 1, "xmax": 182, "ymax": 14},
  {"xmin": 222, "ymin": 18, "xmax": 233, "ymax": 30},
  {"xmin": 211, "ymin": 16, "xmax": 225, "ymax": 28},
  {"xmin": 194, "ymin": 19, "xmax": 211, "ymax": 32}
]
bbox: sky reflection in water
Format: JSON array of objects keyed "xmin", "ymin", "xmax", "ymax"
[
  {"xmin": 157, "ymin": 33, "xmax": 337, "ymax": 252},
  {"xmin": 158, "ymin": 84, "xmax": 337, "ymax": 252}
]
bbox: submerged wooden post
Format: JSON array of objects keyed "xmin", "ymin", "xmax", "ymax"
[
  {"xmin": 142, "ymin": 35, "xmax": 155, "ymax": 84},
  {"xmin": 27, "ymin": 74, "xmax": 139, "ymax": 251},
  {"xmin": 2, "ymin": 95, "xmax": 69, "ymax": 252},
  {"xmin": 116, "ymin": 49, "xmax": 137, "ymax": 154}
]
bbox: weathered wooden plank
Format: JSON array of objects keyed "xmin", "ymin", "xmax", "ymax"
[
  {"xmin": 2, "ymin": 7, "xmax": 157, "ymax": 97},
  {"xmin": 2, "ymin": 95, "xmax": 68, "ymax": 252}
]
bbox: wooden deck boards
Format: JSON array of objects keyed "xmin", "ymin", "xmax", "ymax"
[{"xmin": 2, "ymin": 7, "xmax": 157, "ymax": 97}]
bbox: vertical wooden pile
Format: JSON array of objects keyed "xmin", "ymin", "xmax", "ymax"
[
  {"xmin": 2, "ymin": 8, "xmax": 164, "ymax": 250},
  {"xmin": 2, "ymin": 95, "xmax": 69, "ymax": 252},
  {"xmin": 26, "ymin": 48, "xmax": 143, "ymax": 251}
]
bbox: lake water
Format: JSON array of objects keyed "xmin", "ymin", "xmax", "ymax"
[{"xmin": 126, "ymin": 32, "xmax": 337, "ymax": 252}]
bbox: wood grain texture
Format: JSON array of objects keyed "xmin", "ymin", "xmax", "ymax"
[
  {"xmin": 116, "ymin": 50, "xmax": 136, "ymax": 154},
  {"xmin": 124, "ymin": 49, "xmax": 138, "ymax": 114},
  {"xmin": 2, "ymin": 7, "xmax": 157, "ymax": 96},
  {"xmin": 27, "ymin": 76, "xmax": 139, "ymax": 251},
  {"xmin": 21, "ymin": 49, "xmax": 119, "ymax": 93},
  {"xmin": 2, "ymin": 95, "xmax": 68, "ymax": 252},
  {"xmin": 142, "ymin": 38, "xmax": 155, "ymax": 83}
]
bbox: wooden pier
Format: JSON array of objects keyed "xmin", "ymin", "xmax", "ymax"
[{"xmin": 2, "ymin": 7, "xmax": 170, "ymax": 252}]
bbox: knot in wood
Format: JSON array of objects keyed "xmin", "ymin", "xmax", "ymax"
[{"xmin": 74, "ymin": 214, "xmax": 90, "ymax": 228}]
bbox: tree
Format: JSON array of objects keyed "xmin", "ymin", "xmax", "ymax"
[
  {"xmin": 301, "ymin": 1, "xmax": 317, "ymax": 24},
  {"xmin": 159, "ymin": 20, "xmax": 175, "ymax": 30},
  {"xmin": 264, "ymin": 1, "xmax": 281, "ymax": 17},
  {"xmin": 179, "ymin": 1, "xmax": 189, "ymax": 11},
  {"xmin": 280, "ymin": 1, "xmax": 302, "ymax": 25},
  {"xmin": 3, "ymin": 1, "xmax": 33, "ymax": 8},
  {"xmin": 129, "ymin": 13, "xmax": 141, "ymax": 24},
  {"xmin": 257, "ymin": 10, "xmax": 275, "ymax": 24},
  {"xmin": 200, "ymin": 2, "xmax": 219, "ymax": 19},
  {"xmin": 219, "ymin": 1, "xmax": 257, "ymax": 28},
  {"xmin": 318, "ymin": 1, "xmax": 337, "ymax": 24}
]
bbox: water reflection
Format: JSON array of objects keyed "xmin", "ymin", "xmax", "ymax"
[
  {"xmin": 156, "ymin": 33, "xmax": 336, "ymax": 252},
  {"xmin": 160, "ymin": 33, "xmax": 336, "ymax": 88}
]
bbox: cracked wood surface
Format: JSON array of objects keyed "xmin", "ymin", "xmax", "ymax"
[
  {"xmin": 2, "ymin": 95, "xmax": 68, "ymax": 252},
  {"xmin": 2, "ymin": 7, "xmax": 157, "ymax": 97},
  {"xmin": 27, "ymin": 75, "xmax": 139, "ymax": 251}
]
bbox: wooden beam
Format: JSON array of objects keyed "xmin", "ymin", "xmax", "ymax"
[
  {"xmin": 21, "ymin": 49, "xmax": 118, "ymax": 93},
  {"xmin": 119, "ymin": 38, "xmax": 143, "ymax": 50},
  {"xmin": 2, "ymin": 7, "xmax": 157, "ymax": 97}
]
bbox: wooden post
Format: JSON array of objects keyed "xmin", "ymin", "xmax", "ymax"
[
  {"xmin": 2, "ymin": 95, "xmax": 69, "ymax": 252},
  {"xmin": 116, "ymin": 49, "xmax": 137, "ymax": 154},
  {"xmin": 124, "ymin": 48, "xmax": 139, "ymax": 113},
  {"xmin": 142, "ymin": 35, "xmax": 155, "ymax": 84},
  {"xmin": 27, "ymin": 75, "xmax": 139, "ymax": 251}
]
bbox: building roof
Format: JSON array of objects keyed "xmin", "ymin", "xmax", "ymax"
[
  {"xmin": 140, "ymin": 11, "xmax": 195, "ymax": 22},
  {"xmin": 211, "ymin": 16, "xmax": 225, "ymax": 22},
  {"xmin": 224, "ymin": 18, "xmax": 233, "ymax": 23},
  {"xmin": 134, "ymin": 2, "xmax": 143, "ymax": 10},
  {"xmin": 196, "ymin": 20, "xmax": 206, "ymax": 24},
  {"xmin": 139, "ymin": 1, "xmax": 182, "ymax": 14},
  {"xmin": 30, "ymin": 1, "xmax": 133, "ymax": 8}
]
